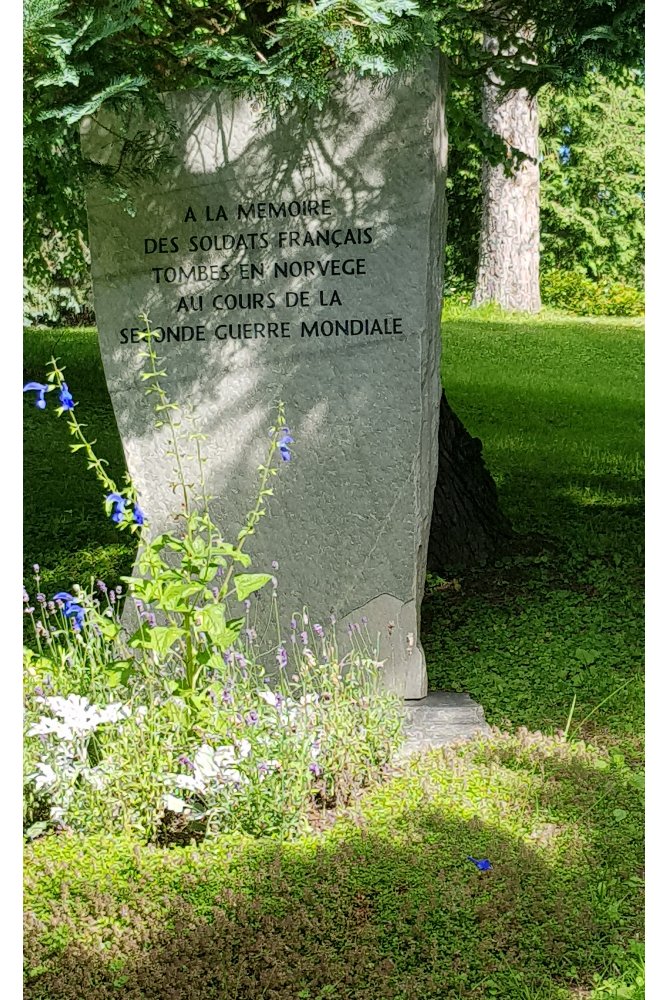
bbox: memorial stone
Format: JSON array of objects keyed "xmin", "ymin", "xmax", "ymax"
[{"xmin": 81, "ymin": 54, "xmax": 447, "ymax": 699}]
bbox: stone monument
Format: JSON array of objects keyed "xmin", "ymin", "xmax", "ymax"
[{"xmin": 81, "ymin": 54, "xmax": 447, "ymax": 699}]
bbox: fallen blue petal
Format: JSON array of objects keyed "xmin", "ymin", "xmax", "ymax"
[{"xmin": 466, "ymin": 856, "xmax": 492, "ymax": 871}]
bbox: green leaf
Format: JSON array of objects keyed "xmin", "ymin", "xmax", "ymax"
[
  {"xmin": 198, "ymin": 606, "xmax": 244, "ymax": 648},
  {"xmin": 128, "ymin": 624, "xmax": 184, "ymax": 657},
  {"xmin": 234, "ymin": 573, "xmax": 273, "ymax": 602},
  {"xmin": 105, "ymin": 660, "xmax": 134, "ymax": 688}
]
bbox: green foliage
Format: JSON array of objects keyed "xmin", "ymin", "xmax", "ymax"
[
  {"xmin": 541, "ymin": 270, "xmax": 644, "ymax": 317},
  {"xmin": 23, "ymin": 1, "xmax": 645, "ymax": 323},
  {"xmin": 540, "ymin": 72, "xmax": 645, "ymax": 285},
  {"xmin": 23, "ymin": 321, "xmax": 403, "ymax": 841},
  {"xmin": 23, "ymin": 731, "xmax": 643, "ymax": 998}
]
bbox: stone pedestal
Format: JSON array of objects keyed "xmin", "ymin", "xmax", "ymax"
[{"xmin": 81, "ymin": 55, "xmax": 447, "ymax": 699}]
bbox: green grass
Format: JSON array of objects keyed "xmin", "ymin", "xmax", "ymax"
[
  {"xmin": 23, "ymin": 307, "xmax": 644, "ymax": 997},
  {"xmin": 423, "ymin": 304, "xmax": 644, "ymax": 762},
  {"xmin": 24, "ymin": 733, "xmax": 644, "ymax": 999}
]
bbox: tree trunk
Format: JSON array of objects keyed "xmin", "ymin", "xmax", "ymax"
[
  {"xmin": 472, "ymin": 35, "xmax": 541, "ymax": 312},
  {"xmin": 427, "ymin": 389, "xmax": 513, "ymax": 574}
]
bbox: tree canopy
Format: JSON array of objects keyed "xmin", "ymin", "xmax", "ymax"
[{"xmin": 23, "ymin": 0, "xmax": 644, "ymax": 321}]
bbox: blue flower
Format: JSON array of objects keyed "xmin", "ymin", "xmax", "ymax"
[
  {"xmin": 106, "ymin": 492, "xmax": 127, "ymax": 524},
  {"xmin": 466, "ymin": 856, "xmax": 492, "ymax": 871},
  {"xmin": 558, "ymin": 144, "xmax": 571, "ymax": 165},
  {"xmin": 23, "ymin": 382, "xmax": 50, "ymax": 410},
  {"xmin": 59, "ymin": 383, "xmax": 74, "ymax": 410},
  {"xmin": 52, "ymin": 592, "xmax": 86, "ymax": 630},
  {"xmin": 277, "ymin": 429, "xmax": 294, "ymax": 462},
  {"xmin": 133, "ymin": 504, "xmax": 145, "ymax": 526}
]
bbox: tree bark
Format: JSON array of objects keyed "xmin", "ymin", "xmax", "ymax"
[
  {"xmin": 427, "ymin": 389, "xmax": 513, "ymax": 573},
  {"xmin": 472, "ymin": 35, "xmax": 541, "ymax": 312}
]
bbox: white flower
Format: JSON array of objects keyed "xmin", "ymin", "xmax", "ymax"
[
  {"xmin": 168, "ymin": 773, "xmax": 204, "ymax": 792},
  {"xmin": 163, "ymin": 793, "xmax": 190, "ymax": 814},
  {"xmin": 27, "ymin": 717, "xmax": 72, "ymax": 741},
  {"xmin": 236, "ymin": 739, "xmax": 251, "ymax": 759},
  {"xmin": 299, "ymin": 693, "xmax": 319, "ymax": 707},
  {"xmin": 40, "ymin": 694, "xmax": 129, "ymax": 736},
  {"xmin": 31, "ymin": 762, "xmax": 56, "ymax": 790},
  {"xmin": 258, "ymin": 690, "xmax": 280, "ymax": 708}
]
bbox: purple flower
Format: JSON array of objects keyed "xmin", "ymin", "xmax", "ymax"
[
  {"xmin": 58, "ymin": 383, "xmax": 74, "ymax": 410},
  {"xmin": 313, "ymin": 623, "xmax": 324, "ymax": 638},
  {"xmin": 178, "ymin": 755, "xmax": 195, "ymax": 771},
  {"xmin": 235, "ymin": 652, "xmax": 247, "ymax": 669},
  {"xmin": 244, "ymin": 599, "xmax": 251, "ymax": 612},
  {"xmin": 246, "ymin": 710, "xmax": 259, "ymax": 725},
  {"xmin": 290, "ymin": 618, "xmax": 297, "ymax": 630},
  {"xmin": 466, "ymin": 857, "xmax": 492, "ymax": 872},
  {"xmin": 23, "ymin": 382, "xmax": 50, "ymax": 410},
  {"xmin": 361, "ymin": 616, "xmax": 368, "ymax": 625},
  {"xmin": 223, "ymin": 649, "xmax": 233, "ymax": 666},
  {"xmin": 309, "ymin": 762, "xmax": 322, "ymax": 777},
  {"xmin": 106, "ymin": 492, "xmax": 127, "ymax": 524},
  {"xmin": 23, "ymin": 588, "xmax": 29, "ymax": 604},
  {"xmin": 36, "ymin": 593, "xmax": 46, "ymax": 604},
  {"xmin": 300, "ymin": 631, "xmax": 308, "ymax": 645},
  {"xmin": 271, "ymin": 560, "xmax": 279, "ymax": 570},
  {"xmin": 245, "ymin": 627, "xmax": 257, "ymax": 642},
  {"xmin": 277, "ymin": 429, "xmax": 294, "ymax": 462},
  {"xmin": 222, "ymin": 687, "xmax": 233, "ymax": 704},
  {"xmin": 276, "ymin": 645, "xmax": 288, "ymax": 669},
  {"xmin": 96, "ymin": 580, "xmax": 107, "ymax": 594}
]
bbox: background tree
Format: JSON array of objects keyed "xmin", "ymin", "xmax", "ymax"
[
  {"xmin": 471, "ymin": 29, "xmax": 540, "ymax": 312},
  {"xmin": 465, "ymin": 1, "xmax": 644, "ymax": 311}
]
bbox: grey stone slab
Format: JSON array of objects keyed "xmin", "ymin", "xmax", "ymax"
[
  {"xmin": 81, "ymin": 55, "xmax": 447, "ymax": 699},
  {"xmin": 395, "ymin": 691, "xmax": 491, "ymax": 759}
]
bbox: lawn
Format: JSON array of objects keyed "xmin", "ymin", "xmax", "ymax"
[{"xmin": 23, "ymin": 306, "xmax": 645, "ymax": 999}]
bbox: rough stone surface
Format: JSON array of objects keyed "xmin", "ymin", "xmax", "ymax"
[
  {"xmin": 81, "ymin": 55, "xmax": 447, "ymax": 698},
  {"xmin": 395, "ymin": 691, "xmax": 491, "ymax": 760}
]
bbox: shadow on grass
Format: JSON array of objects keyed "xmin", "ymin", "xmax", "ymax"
[{"xmin": 24, "ymin": 741, "xmax": 644, "ymax": 1000}]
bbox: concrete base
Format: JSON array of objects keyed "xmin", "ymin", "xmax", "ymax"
[{"xmin": 395, "ymin": 691, "xmax": 490, "ymax": 761}]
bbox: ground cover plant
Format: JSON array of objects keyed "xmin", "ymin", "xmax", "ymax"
[{"xmin": 23, "ymin": 306, "xmax": 644, "ymax": 998}]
